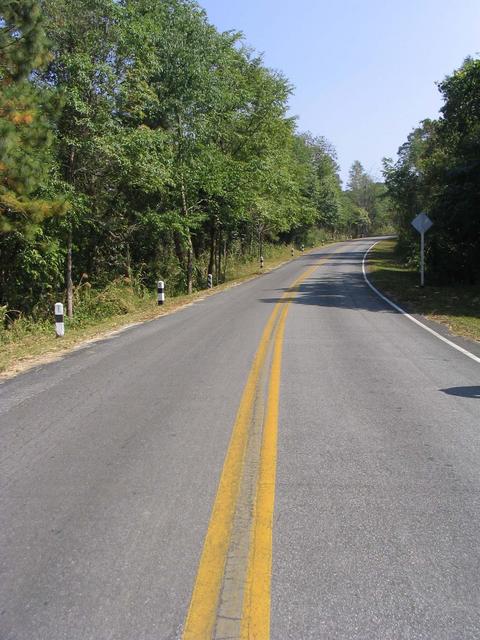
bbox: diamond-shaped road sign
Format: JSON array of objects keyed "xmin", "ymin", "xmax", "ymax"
[
  {"xmin": 411, "ymin": 212, "xmax": 433, "ymax": 287},
  {"xmin": 411, "ymin": 212, "xmax": 433, "ymax": 234}
]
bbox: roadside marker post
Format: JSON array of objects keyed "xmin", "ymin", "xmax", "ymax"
[
  {"xmin": 54, "ymin": 302, "xmax": 64, "ymax": 337},
  {"xmin": 157, "ymin": 280, "xmax": 165, "ymax": 305},
  {"xmin": 411, "ymin": 212, "xmax": 433, "ymax": 287},
  {"xmin": 301, "ymin": 244, "xmax": 304, "ymax": 253},
  {"xmin": 291, "ymin": 248, "xmax": 294, "ymax": 257},
  {"xmin": 260, "ymin": 256, "xmax": 264, "ymax": 270},
  {"xmin": 207, "ymin": 274, "xmax": 213, "ymax": 289}
]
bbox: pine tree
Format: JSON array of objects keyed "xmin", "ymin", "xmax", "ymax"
[{"xmin": 0, "ymin": 0, "xmax": 65, "ymax": 233}]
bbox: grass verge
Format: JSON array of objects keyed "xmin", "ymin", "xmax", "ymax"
[
  {"xmin": 0, "ymin": 243, "xmax": 321, "ymax": 379},
  {"xmin": 367, "ymin": 239, "xmax": 480, "ymax": 342}
]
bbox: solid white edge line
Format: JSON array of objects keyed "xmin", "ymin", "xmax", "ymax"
[{"xmin": 362, "ymin": 240, "xmax": 480, "ymax": 365}]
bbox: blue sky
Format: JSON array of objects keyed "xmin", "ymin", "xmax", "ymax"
[{"xmin": 199, "ymin": 0, "xmax": 480, "ymax": 184}]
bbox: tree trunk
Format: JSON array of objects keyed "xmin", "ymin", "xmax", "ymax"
[
  {"xmin": 180, "ymin": 176, "xmax": 193, "ymax": 294},
  {"xmin": 66, "ymin": 229, "xmax": 73, "ymax": 318},
  {"xmin": 176, "ymin": 113, "xmax": 194, "ymax": 295},
  {"xmin": 174, "ymin": 232, "xmax": 185, "ymax": 266},
  {"xmin": 125, "ymin": 243, "xmax": 132, "ymax": 279},
  {"xmin": 208, "ymin": 218, "xmax": 216, "ymax": 278},
  {"xmin": 66, "ymin": 147, "xmax": 75, "ymax": 318},
  {"xmin": 186, "ymin": 237, "xmax": 193, "ymax": 295},
  {"xmin": 223, "ymin": 237, "xmax": 227, "ymax": 281},
  {"xmin": 216, "ymin": 230, "xmax": 222, "ymax": 284}
]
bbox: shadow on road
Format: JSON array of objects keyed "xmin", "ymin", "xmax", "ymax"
[
  {"xmin": 261, "ymin": 249, "xmax": 477, "ymax": 322},
  {"xmin": 440, "ymin": 386, "xmax": 480, "ymax": 399},
  {"xmin": 259, "ymin": 267, "xmax": 392, "ymax": 314}
]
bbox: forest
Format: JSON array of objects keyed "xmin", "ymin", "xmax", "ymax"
[{"xmin": 1, "ymin": 0, "xmax": 392, "ymax": 326}]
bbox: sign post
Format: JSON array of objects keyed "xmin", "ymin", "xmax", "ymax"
[{"xmin": 411, "ymin": 212, "xmax": 433, "ymax": 287}]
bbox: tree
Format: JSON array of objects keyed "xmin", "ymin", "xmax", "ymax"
[
  {"xmin": 0, "ymin": 0, "xmax": 64, "ymax": 233},
  {"xmin": 347, "ymin": 161, "xmax": 374, "ymax": 219},
  {"xmin": 384, "ymin": 57, "xmax": 480, "ymax": 283}
]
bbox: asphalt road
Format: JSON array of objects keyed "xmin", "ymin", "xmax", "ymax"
[{"xmin": 1, "ymin": 239, "xmax": 479, "ymax": 639}]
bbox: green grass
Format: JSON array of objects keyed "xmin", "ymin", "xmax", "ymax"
[
  {"xmin": 367, "ymin": 239, "xmax": 480, "ymax": 342},
  {"xmin": 0, "ymin": 243, "xmax": 319, "ymax": 377}
]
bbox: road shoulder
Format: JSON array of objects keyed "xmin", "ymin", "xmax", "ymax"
[{"xmin": 364, "ymin": 238, "xmax": 480, "ymax": 360}]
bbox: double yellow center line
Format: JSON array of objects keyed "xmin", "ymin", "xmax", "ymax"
[{"xmin": 183, "ymin": 247, "xmax": 342, "ymax": 639}]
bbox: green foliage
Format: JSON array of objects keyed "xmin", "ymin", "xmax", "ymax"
[
  {"xmin": 384, "ymin": 57, "xmax": 480, "ymax": 284},
  {"xmin": 0, "ymin": 0, "xmax": 66, "ymax": 233},
  {"xmin": 0, "ymin": 227, "xmax": 64, "ymax": 316},
  {"xmin": 0, "ymin": 0, "xmax": 366, "ymax": 322},
  {"xmin": 0, "ymin": 0, "xmax": 50, "ymax": 80}
]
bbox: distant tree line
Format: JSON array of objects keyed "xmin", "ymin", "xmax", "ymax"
[
  {"xmin": 383, "ymin": 57, "xmax": 480, "ymax": 284},
  {"xmin": 0, "ymin": 0, "xmax": 392, "ymax": 320}
]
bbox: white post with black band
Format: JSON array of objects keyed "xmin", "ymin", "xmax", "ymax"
[
  {"xmin": 207, "ymin": 273, "xmax": 213, "ymax": 289},
  {"xmin": 157, "ymin": 280, "xmax": 165, "ymax": 305},
  {"xmin": 55, "ymin": 302, "xmax": 64, "ymax": 337}
]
